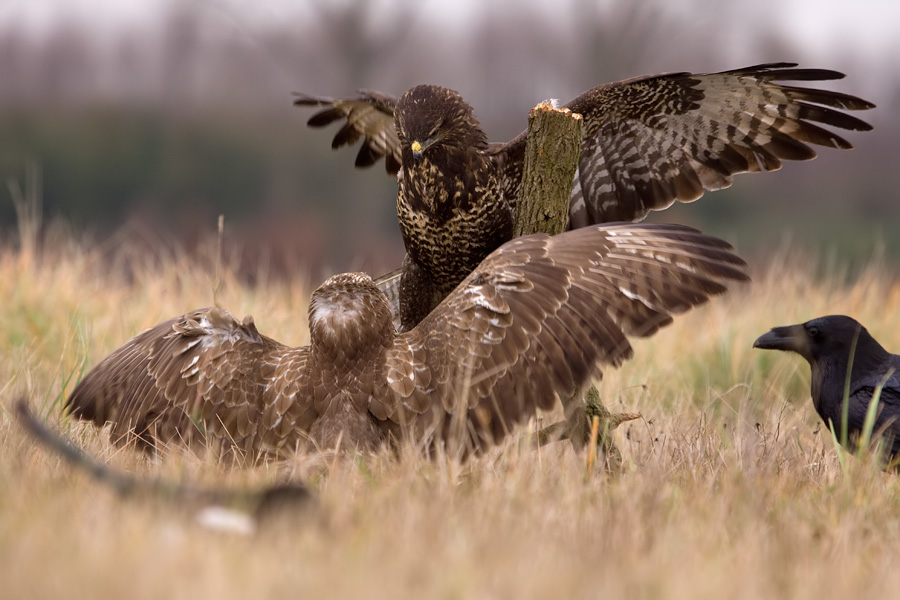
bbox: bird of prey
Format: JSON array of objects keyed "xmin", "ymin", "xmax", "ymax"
[
  {"xmin": 754, "ymin": 315, "xmax": 900, "ymax": 461},
  {"xmin": 294, "ymin": 63, "xmax": 874, "ymax": 330},
  {"xmin": 66, "ymin": 223, "xmax": 748, "ymax": 459}
]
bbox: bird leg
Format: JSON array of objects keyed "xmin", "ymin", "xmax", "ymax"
[
  {"xmin": 535, "ymin": 386, "xmax": 640, "ymax": 471},
  {"xmin": 533, "ymin": 420, "xmax": 569, "ymax": 447}
]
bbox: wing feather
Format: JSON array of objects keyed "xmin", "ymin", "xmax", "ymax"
[
  {"xmin": 848, "ymin": 380, "xmax": 900, "ymax": 457},
  {"xmin": 293, "ymin": 90, "xmax": 401, "ymax": 175},
  {"xmin": 66, "ymin": 307, "xmax": 312, "ymax": 456},
  {"xmin": 296, "ymin": 65, "xmax": 871, "ymax": 229},
  {"xmin": 556, "ymin": 63, "xmax": 873, "ymax": 225},
  {"xmin": 382, "ymin": 223, "xmax": 749, "ymax": 447}
]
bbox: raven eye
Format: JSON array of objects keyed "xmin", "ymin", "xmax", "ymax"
[{"xmin": 807, "ymin": 327, "xmax": 819, "ymax": 338}]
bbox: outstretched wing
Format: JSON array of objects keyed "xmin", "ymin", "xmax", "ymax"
[
  {"xmin": 501, "ymin": 62, "xmax": 874, "ymax": 227},
  {"xmin": 293, "ymin": 90, "xmax": 401, "ymax": 175},
  {"xmin": 378, "ymin": 223, "xmax": 749, "ymax": 447},
  {"xmin": 66, "ymin": 308, "xmax": 313, "ymax": 456}
]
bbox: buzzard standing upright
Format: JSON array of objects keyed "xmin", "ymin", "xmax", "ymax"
[
  {"xmin": 66, "ymin": 223, "xmax": 747, "ymax": 459},
  {"xmin": 295, "ymin": 63, "xmax": 874, "ymax": 330}
]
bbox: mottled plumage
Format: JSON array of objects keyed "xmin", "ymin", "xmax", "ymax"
[
  {"xmin": 754, "ymin": 315, "xmax": 900, "ymax": 461},
  {"xmin": 67, "ymin": 223, "xmax": 748, "ymax": 459},
  {"xmin": 295, "ymin": 63, "xmax": 873, "ymax": 329}
]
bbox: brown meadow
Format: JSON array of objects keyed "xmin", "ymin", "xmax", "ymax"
[{"xmin": 3, "ymin": 224, "xmax": 900, "ymax": 599}]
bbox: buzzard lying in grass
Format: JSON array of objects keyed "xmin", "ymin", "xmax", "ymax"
[
  {"xmin": 67, "ymin": 224, "xmax": 747, "ymax": 459},
  {"xmin": 295, "ymin": 63, "xmax": 873, "ymax": 330}
]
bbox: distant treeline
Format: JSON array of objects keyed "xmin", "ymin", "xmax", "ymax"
[{"xmin": 1, "ymin": 0, "xmax": 897, "ymax": 275}]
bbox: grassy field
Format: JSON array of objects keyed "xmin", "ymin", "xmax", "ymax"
[{"xmin": 3, "ymin": 224, "xmax": 900, "ymax": 600}]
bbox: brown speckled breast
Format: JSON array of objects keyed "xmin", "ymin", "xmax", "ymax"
[{"xmin": 397, "ymin": 155, "xmax": 513, "ymax": 297}]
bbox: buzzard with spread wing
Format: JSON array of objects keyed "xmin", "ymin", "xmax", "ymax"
[
  {"xmin": 295, "ymin": 63, "xmax": 873, "ymax": 330},
  {"xmin": 67, "ymin": 223, "xmax": 747, "ymax": 459}
]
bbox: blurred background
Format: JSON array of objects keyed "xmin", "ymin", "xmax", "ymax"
[{"xmin": 1, "ymin": 0, "xmax": 898, "ymax": 281}]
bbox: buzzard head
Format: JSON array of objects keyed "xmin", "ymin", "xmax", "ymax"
[
  {"xmin": 308, "ymin": 273, "xmax": 395, "ymax": 361},
  {"xmin": 395, "ymin": 85, "xmax": 488, "ymax": 165}
]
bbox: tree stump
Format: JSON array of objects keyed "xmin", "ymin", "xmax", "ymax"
[
  {"xmin": 513, "ymin": 102, "xmax": 582, "ymax": 239},
  {"xmin": 515, "ymin": 102, "xmax": 639, "ymax": 471}
]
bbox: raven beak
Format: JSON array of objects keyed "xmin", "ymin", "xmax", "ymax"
[{"xmin": 753, "ymin": 325, "xmax": 805, "ymax": 352}]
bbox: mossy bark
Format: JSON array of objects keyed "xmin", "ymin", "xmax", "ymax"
[
  {"xmin": 513, "ymin": 102, "xmax": 582, "ymax": 239},
  {"xmin": 516, "ymin": 102, "xmax": 638, "ymax": 471}
]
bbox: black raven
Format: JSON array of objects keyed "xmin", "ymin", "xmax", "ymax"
[{"xmin": 754, "ymin": 315, "xmax": 900, "ymax": 460}]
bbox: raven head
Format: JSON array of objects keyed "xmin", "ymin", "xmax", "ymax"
[{"xmin": 753, "ymin": 315, "xmax": 869, "ymax": 365}]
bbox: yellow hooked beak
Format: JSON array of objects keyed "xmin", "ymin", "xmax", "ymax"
[{"xmin": 411, "ymin": 140, "xmax": 423, "ymax": 158}]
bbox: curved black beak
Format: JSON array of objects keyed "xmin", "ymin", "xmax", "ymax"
[{"xmin": 753, "ymin": 324, "xmax": 804, "ymax": 352}]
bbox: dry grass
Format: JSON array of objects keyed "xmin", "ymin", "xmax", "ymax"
[{"xmin": 4, "ymin": 225, "xmax": 900, "ymax": 600}]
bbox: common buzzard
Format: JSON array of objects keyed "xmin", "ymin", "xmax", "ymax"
[
  {"xmin": 67, "ymin": 223, "xmax": 748, "ymax": 459},
  {"xmin": 295, "ymin": 63, "xmax": 873, "ymax": 330}
]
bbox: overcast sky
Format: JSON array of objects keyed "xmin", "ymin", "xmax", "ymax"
[
  {"xmin": 2, "ymin": 0, "xmax": 898, "ymax": 60},
  {"xmin": 1, "ymin": 0, "xmax": 895, "ymax": 269},
  {"xmin": 2, "ymin": 0, "xmax": 897, "ymax": 103}
]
